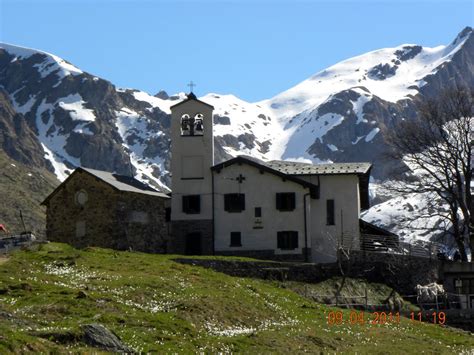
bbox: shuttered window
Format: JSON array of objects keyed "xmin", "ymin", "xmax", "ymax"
[
  {"xmin": 182, "ymin": 195, "xmax": 201, "ymax": 214},
  {"xmin": 326, "ymin": 199, "xmax": 335, "ymax": 225},
  {"xmin": 224, "ymin": 194, "xmax": 245, "ymax": 212},
  {"xmin": 276, "ymin": 192, "xmax": 296, "ymax": 211},
  {"xmin": 277, "ymin": 231, "xmax": 298, "ymax": 250},
  {"xmin": 230, "ymin": 232, "xmax": 242, "ymax": 247}
]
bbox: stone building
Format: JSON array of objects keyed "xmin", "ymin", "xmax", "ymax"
[
  {"xmin": 169, "ymin": 92, "xmax": 376, "ymax": 262},
  {"xmin": 42, "ymin": 167, "xmax": 169, "ymax": 252}
]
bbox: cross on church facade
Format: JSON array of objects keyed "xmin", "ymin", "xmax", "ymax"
[
  {"xmin": 236, "ymin": 174, "xmax": 246, "ymax": 183},
  {"xmin": 187, "ymin": 81, "xmax": 196, "ymax": 92}
]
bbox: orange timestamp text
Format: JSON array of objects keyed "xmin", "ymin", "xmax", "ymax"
[{"xmin": 327, "ymin": 311, "xmax": 446, "ymax": 326}]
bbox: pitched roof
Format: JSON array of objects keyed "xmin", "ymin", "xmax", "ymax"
[
  {"xmin": 265, "ymin": 160, "xmax": 372, "ymax": 176},
  {"xmin": 360, "ymin": 219, "xmax": 398, "ymax": 237},
  {"xmin": 80, "ymin": 168, "xmax": 169, "ymax": 198},
  {"xmin": 212, "ymin": 155, "xmax": 371, "ymax": 180},
  {"xmin": 42, "ymin": 167, "xmax": 169, "ymax": 205},
  {"xmin": 170, "ymin": 92, "xmax": 215, "ymax": 110},
  {"xmin": 211, "ymin": 156, "xmax": 319, "ymax": 190}
]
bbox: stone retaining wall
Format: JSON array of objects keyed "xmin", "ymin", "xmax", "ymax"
[{"xmin": 175, "ymin": 250, "xmax": 440, "ymax": 295}]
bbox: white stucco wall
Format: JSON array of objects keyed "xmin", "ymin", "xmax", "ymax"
[
  {"xmin": 170, "ymin": 99, "xmax": 214, "ymax": 221},
  {"xmin": 304, "ymin": 174, "xmax": 361, "ymax": 263},
  {"xmin": 214, "ymin": 167, "xmax": 361, "ymax": 262},
  {"xmin": 213, "ymin": 163, "xmax": 309, "ymax": 255}
]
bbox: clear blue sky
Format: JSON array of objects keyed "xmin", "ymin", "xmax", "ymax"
[{"xmin": 1, "ymin": 0, "xmax": 473, "ymax": 102}]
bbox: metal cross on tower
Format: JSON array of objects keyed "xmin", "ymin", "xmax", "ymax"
[{"xmin": 187, "ymin": 81, "xmax": 196, "ymax": 92}]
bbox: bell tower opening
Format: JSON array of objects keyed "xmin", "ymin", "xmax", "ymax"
[{"xmin": 181, "ymin": 113, "xmax": 204, "ymax": 136}]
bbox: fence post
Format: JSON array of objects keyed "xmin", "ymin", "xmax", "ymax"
[{"xmin": 364, "ymin": 286, "xmax": 368, "ymax": 310}]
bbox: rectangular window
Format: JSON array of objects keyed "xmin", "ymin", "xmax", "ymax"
[
  {"xmin": 75, "ymin": 221, "xmax": 86, "ymax": 238},
  {"xmin": 255, "ymin": 207, "xmax": 262, "ymax": 218},
  {"xmin": 129, "ymin": 211, "xmax": 149, "ymax": 224},
  {"xmin": 326, "ymin": 199, "xmax": 335, "ymax": 225},
  {"xmin": 277, "ymin": 231, "xmax": 298, "ymax": 250},
  {"xmin": 165, "ymin": 207, "xmax": 171, "ymax": 222},
  {"xmin": 276, "ymin": 192, "xmax": 296, "ymax": 211},
  {"xmin": 224, "ymin": 193, "xmax": 245, "ymax": 212},
  {"xmin": 459, "ymin": 278, "xmax": 474, "ymax": 294},
  {"xmin": 182, "ymin": 195, "xmax": 201, "ymax": 214},
  {"xmin": 230, "ymin": 232, "xmax": 242, "ymax": 247}
]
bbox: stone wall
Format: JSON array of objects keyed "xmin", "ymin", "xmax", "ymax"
[
  {"xmin": 175, "ymin": 250, "xmax": 441, "ymax": 295},
  {"xmin": 169, "ymin": 219, "xmax": 213, "ymax": 255},
  {"xmin": 342, "ymin": 251, "xmax": 440, "ymax": 295},
  {"xmin": 45, "ymin": 170, "xmax": 169, "ymax": 253},
  {"xmin": 116, "ymin": 193, "xmax": 169, "ymax": 253},
  {"xmin": 215, "ymin": 248, "xmax": 310, "ymax": 262}
]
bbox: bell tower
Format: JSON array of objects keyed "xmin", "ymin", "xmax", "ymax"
[{"xmin": 169, "ymin": 91, "xmax": 214, "ymax": 255}]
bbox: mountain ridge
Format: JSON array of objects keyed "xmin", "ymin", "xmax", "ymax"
[{"xmin": 0, "ymin": 27, "xmax": 472, "ymax": 186}]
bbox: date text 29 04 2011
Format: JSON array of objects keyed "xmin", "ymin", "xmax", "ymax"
[{"xmin": 327, "ymin": 311, "xmax": 446, "ymax": 326}]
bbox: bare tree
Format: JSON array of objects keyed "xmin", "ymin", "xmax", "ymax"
[{"xmin": 385, "ymin": 88, "xmax": 473, "ymax": 261}]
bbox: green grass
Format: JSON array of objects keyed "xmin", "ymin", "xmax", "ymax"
[{"xmin": 0, "ymin": 243, "xmax": 473, "ymax": 353}]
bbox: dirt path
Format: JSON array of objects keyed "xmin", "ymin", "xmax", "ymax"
[{"xmin": 0, "ymin": 256, "xmax": 9, "ymax": 265}]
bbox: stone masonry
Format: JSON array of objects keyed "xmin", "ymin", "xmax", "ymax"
[{"xmin": 43, "ymin": 169, "xmax": 169, "ymax": 253}]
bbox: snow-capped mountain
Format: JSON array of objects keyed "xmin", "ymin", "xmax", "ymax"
[{"xmin": 0, "ymin": 27, "xmax": 472, "ymax": 197}]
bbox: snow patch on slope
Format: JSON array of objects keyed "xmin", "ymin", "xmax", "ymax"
[
  {"xmin": 365, "ymin": 127, "xmax": 380, "ymax": 142},
  {"xmin": 115, "ymin": 108, "xmax": 170, "ymax": 192},
  {"xmin": 131, "ymin": 90, "xmax": 186, "ymax": 114},
  {"xmin": 1, "ymin": 43, "xmax": 83, "ymax": 84},
  {"xmin": 351, "ymin": 90, "xmax": 372, "ymax": 124},
  {"xmin": 58, "ymin": 94, "xmax": 95, "ymax": 121},
  {"xmin": 282, "ymin": 111, "xmax": 344, "ymax": 162},
  {"xmin": 260, "ymin": 34, "xmax": 470, "ymax": 119},
  {"xmin": 36, "ymin": 98, "xmax": 79, "ymax": 181},
  {"xmin": 11, "ymin": 94, "xmax": 36, "ymax": 115},
  {"xmin": 201, "ymin": 93, "xmax": 287, "ymax": 160},
  {"xmin": 362, "ymin": 191, "xmax": 449, "ymax": 242}
]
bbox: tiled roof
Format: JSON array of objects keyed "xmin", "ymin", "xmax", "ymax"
[
  {"xmin": 212, "ymin": 155, "xmax": 371, "ymax": 191},
  {"xmin": 265, "ymin": 160, "xmax": 372, "ymax": 175},
  {"xmin": 81, "ymin": 168, "xmax": 169, "ymax": 198}
]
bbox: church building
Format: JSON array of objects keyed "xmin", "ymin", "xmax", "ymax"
[{"xmin": 168, "ymin": 92, "xmax": 373, "ymax": 263}]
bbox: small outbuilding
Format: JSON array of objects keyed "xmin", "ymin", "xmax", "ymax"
[{"xmin": 41, "ymin": 167, "xmax": 170, "ymax": 252}]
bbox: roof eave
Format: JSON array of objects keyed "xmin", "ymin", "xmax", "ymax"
[
  {"xmin": 170, "ymin": 97, "xmax": 215, "ymax": 110},
  {"xmin": 211, "ymin": 156, "xmax": 318, "ymax": 189}
]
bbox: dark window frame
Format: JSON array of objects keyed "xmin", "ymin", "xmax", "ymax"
[
  {"xmin": 326, "ymin": 199, "xmax": 335, "ymax": 225},
  {"xmin": 254, "ymin": 207, "xmax": 262, "ymax": 218},
  {"xmin": 182, "ymin": 195, "xmax": 201, "ymax": 214},
  {"xmin": 276, "ymin": 192, "xmax": 296, "ymax": 211},
  {"xmin": 277, "ymin": 231, "xmax": 299, "ymax": 250},
  {"xmin": 224, "ymin": 193, "xmax": 246, "ymax": 213},
  {"xmin": 230, "ymin": 232, "xmax": 242, "ymax": 247}
]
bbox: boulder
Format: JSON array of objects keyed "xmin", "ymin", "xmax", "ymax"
[{"xmin": 81, "ymin": 323, "xmax": 133, "ymax": 353}]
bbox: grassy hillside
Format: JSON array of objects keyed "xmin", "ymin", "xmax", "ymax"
[
  {"xmin": 0, "ymin": 151, "xmax": 59, "ymax": 237},
  {"xmin": 0, "ymin": 243, "xmax": 473, "ymax": 353}
]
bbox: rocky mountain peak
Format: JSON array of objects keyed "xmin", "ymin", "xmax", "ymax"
[
  {"xmin": 453, "ymin": 26, "xmax": 473, "ymax": 45},
  {"xmin": 0, "ymin": 27, "xmax": 472, "ymax": 187}
]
